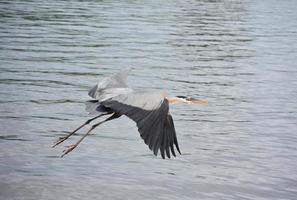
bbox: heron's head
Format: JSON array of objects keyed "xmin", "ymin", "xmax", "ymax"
[{"xmin": 169, "ymin": 95, "xmax": 208, "ymax": 104}]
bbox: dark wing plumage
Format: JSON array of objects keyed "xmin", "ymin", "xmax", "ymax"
[
  {"xmin": 85, "ymin": 100, "xmax": 112, "ymax": 115},
  {"xmin": 101, "ymin": 92, "xmax": 181, "ymax": 159}
]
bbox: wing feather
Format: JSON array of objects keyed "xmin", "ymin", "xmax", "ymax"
[
  {"xmin": 101, "ymin": 91, "xmax": 181, "ymax": 159},
  {"xmin": 88, "ymin": 69, "xmax": 131, "ymax": 99}
]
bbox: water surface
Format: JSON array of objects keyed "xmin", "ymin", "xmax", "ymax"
[{"xmin": 1, "ymin": 0, "xmax": 297, "ymax": 199}]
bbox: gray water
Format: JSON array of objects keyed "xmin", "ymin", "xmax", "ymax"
[{"xmin": 1, "ymin": 0, "xmax": 297, "ymax": 199}]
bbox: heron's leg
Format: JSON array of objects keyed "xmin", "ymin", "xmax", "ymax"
[
  {"xmin": 61, "ymin": 113, "xmax": 121, "ymax": 157},
  {"xmin": 53, "ymin": 113, "xmax": 110, "ymax": 147}
]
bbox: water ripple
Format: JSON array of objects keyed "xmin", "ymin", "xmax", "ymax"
[{"xmin": 1, "ymin": 0, "xmax": 297, "ymax": 200}]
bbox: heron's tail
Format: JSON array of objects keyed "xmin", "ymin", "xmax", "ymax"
[{"xmin": 85, "ymin": 100, "xmax": 111, "ymax": 115}]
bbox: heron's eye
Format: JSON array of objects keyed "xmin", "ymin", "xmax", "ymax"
[{"xmin": 176, "ymin": 95, "xmax": 187, "ymax": 99}]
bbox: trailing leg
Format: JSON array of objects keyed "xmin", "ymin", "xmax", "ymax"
[
  {"xmin": 53, "ymin": 113, "xmax": 110, "ymax": 147},
  {"xmin": 61, "ymin": 113, "xmax": 121, "ymax": 157}
]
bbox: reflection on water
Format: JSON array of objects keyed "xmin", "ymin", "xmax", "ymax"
[{"xmin": 1, "ymin": 0, "xmax": 297, "ymax": 199}]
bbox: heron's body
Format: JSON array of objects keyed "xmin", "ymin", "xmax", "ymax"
[{"xmin": 53, "ymin": 69, "xmax": 207, "ymax": 159}]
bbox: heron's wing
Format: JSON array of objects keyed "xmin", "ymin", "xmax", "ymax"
[
  {"xmin": 101, "ymin": 91, "xmax": 181, "ymax": 159},
  {"xmin": 85, "ymin": 100, "xmax": 112, "ymax": 115},
  {"xmin": 84, "ymin": 88, "xmax": 133, "ymax": 115},
  {"xmin": 88, "ymin": 68, "xmax": 131, "ymax": 99}
]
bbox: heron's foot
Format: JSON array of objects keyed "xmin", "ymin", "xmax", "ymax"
[
  {"xmin": 52, "ymin": 136, "xmax": 67, "ymax": 148},
  {"xmin": 61, "ymin": 144, "xmax": 77, "ymax": 157}
]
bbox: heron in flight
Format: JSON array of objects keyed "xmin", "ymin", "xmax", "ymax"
[{"xmin": 53, "ymin": 69, "xmax": 207, "ymax": 159}]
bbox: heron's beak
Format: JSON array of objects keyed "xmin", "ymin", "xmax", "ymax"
[{"xmin": 188, "ymin": 99, "xmax": 208, "ymax": 104}]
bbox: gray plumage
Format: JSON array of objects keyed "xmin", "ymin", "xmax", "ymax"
[
  {"xmin": 88, "ymin": 69, "xmax": 131, "ymax": 100},
  {"xmin": 86, "ymin": 69, "xmax": 181, "ymax": 159}
]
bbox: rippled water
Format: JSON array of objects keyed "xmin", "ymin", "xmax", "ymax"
[{"xmin": 1, "ymin": 0, "xmax": 297, "ymax": 199}]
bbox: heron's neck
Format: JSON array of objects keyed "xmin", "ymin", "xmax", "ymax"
[{"xmin": 166, "ymin": 97, "xmax": 184, "ymax": 105}]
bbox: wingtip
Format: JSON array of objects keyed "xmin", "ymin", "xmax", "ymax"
[
  {"xmin": 166, "ymin": 148, "xmax": 171, "ymax": 159},
  {"xmin": 121, "ymin": 67, "xmax": 133, "ymax": 74},
  {"xmin": 160, "ymin": 149, "xmax": 165, "ymax": 159}
]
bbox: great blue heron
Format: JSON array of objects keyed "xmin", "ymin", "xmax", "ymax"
[{"xmin": 53, "ymin": 69, "xmax": 207, "ymax": 159}]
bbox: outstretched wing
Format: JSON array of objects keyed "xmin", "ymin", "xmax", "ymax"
[
  {"xmin": 88, "ymin": 68, "xmax": 131, "ymax": 99},
  {"xmin": 101, "ymin": 91, "xmax": 181, "ymax": 159}
]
